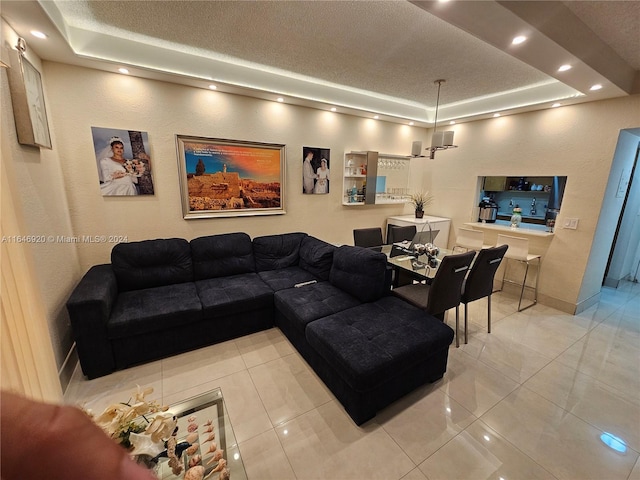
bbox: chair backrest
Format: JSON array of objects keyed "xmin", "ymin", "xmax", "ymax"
[
  {"xmin": 496, "ymin": 234, "xmax": 529, "ymax": 261},
  {"xmin": 454, "ymin": 228, "xmax": 484, "ymax": 251},
  {"xmin": 461, "ymin": 244, "xmax": 508, "ymax": 304},
  {"xmin": 426, "ymin": 251, "xmax": 475, "ymax": 316},
  {"xmin": 387, "ymin": 225, "xmax": 417, "ymax": 244},
  {"xmin": 353, "ymin": 227, "xmax": 384, "ymax": 248}
]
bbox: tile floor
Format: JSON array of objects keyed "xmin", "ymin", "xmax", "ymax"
[{"xmin": 64, "ymin": 281, "xmax": 640, "ymax": 480}]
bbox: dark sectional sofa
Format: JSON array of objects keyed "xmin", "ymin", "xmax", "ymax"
[{"xmin": 67, "ymin": 232, "xmax": 454, "ymax": 424}]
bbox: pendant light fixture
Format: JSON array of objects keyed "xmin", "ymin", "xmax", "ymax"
[{"xmin": 427, "ymin": 79, "xmax": 457, "ymax": 159}]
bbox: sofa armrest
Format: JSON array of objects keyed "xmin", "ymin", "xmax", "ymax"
[{"xmin": 66, "ymin": 264, "xmax": 118, "ymax": 378}]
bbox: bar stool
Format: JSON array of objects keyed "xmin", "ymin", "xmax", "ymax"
[
  {"xmin": 495, "ymin": 234, "xmax": 541, "ymax": 312},
  {"xmin": 453, "ymin": 227, "xmax": 485, "ymax": 252}
]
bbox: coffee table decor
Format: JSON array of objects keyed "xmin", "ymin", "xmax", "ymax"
[{"xmin": 87, "ymin": 386, "xmax": 234, "ymax": 480}]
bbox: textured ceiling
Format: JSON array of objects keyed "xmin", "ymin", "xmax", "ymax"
[{"xmin": 2, "ymin": 0, "xmax": 638, "ymax": 124}]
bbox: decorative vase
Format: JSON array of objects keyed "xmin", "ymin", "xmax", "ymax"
[
  {"xmin": 415, "ymin": 209, "xmax": 424, "ymax": 219},
  {"xmin": 510, "ymin": 212, "xmax": 522, "ymax": 228}
]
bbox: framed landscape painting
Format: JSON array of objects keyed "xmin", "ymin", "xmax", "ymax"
[{"xmin": 176, "ymin": 135, "xmax": 286, "ymax": 219}]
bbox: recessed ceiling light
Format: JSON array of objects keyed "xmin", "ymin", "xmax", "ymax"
[
  {"xmin": 558, "ymin": 64, "xmax": 572, "ymax": 72},
  {"xmin": 30, "ymin": 30, "xmax": 47, "ymax": 39},
  {"xmin": 330, "ymin": 107, "xmax": 337, "ymax": 112},
  {"xmin": 552, "ymin": 103, "xmax": 562, "ymax": 108},
  {"xmin": 208, "ymin": 84, "xmax": 217, "ymax": 90},
  {"xmin": 493, "ymin": 113, "xmax": 501, "ymax": 118},
  {"xmin": 512, "ymin": 35, "xmax": 527, "ymax": 45},
  {"xmin": 118, "ymin": 68, "xmax": 129, "ymax": 74},
  {"xmin": 449, "ymin": 120, "xmax": 456, "ymax": 125},
  {"xmin": 590, "ymin": 84, "xmax": 603, "ymax": 91},
  {"xmin": 277, "ymin": 97, "xmax": 284, "ymax": 102},
  {"xmin": 373, "ymin": 115, "xmax": 379, "ymax": 120},
  {"xmin": 408, "ymin": 121, "xmax": 414, "ymax": 126}
]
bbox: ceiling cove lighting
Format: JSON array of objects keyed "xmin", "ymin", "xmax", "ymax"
[
  {"xmin": 558, "ymin": 64, "xmax": 572, "ymax": 72},
  {"xmin": 512, "ymin": 35, "xmax": 527, "ymax": 45},
  {"xmin": 425, "ymin": 79, "xmax": 457, "ymax": 159},
  {"xmin": 408, "ymin": 121, "xmax": 414, "ymax": 126},
  {"xmin": 330, "ymin": 107, "xmax": 337, "ymax": 112},
  {"xmin": 373, "ymin": 115, "xmax": 379, "ymax": 119},
  {"xmin": 118, "ymin": 68, "xmax": 129, "ymax": 74},
  {"xmin": 276, "ymin": 97, "xmax": 284, "ymax": 102},
  {"xmin": 590, "ymin": 84, "xmax": 603, "ymax": 91},
  {"xmin": 30, "ymin": 30, "xmax": 48, "ymax": 39},
  {"xmin": 493, "ymin": 113, "xmax": 501, "ymax": 118},
  {"xmin": 552, "ymin": 103, "xmax": 562, "ymax": 108},
  {"xmin": 208, "ymin": 84, "xmax": 217, "ymax": 90}
]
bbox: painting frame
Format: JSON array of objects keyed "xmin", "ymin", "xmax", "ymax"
[
  {"xmin": 6, "ymin": 49, "xmax": 52, "ymax": 149},
  {"xmin": 176, "ymin": 135, "xmax": 286, "ymax": 219}
]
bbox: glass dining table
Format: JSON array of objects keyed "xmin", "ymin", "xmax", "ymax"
[{"xmin": 373, "ymin": 243, "xmax": 454, "ymax": 283}]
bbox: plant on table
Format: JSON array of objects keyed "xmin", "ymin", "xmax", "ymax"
[{"xmin": 408, "ymin": 191, "xmax": 434, "ymax": 218}]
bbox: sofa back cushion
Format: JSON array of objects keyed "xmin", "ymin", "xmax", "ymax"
[
  {"xmin": 191, "ymin": 233, "xmax": 255, "ymax": 280},
  {"xmin": 299, "ymin": 236, "xmax": 336, "ymax": 281},
  {"xmin": 111, "ymin": 238, "xmax": 193, "ymax": 292},
  {"xmin": 329, "ymin": 246, "xmax": 387, "ymax": 303},
  {"xmin": 253, "ymin": 232, "xmax": 307, "ymax": 271}
]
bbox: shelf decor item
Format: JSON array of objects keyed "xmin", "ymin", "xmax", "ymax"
[
  {"xmin": 408, "ymin": 191, "xmax": 434, "ymax": 219},
  {"xmin": 510, "ymin": 207, "xmax": 522, "ymax": 228}
]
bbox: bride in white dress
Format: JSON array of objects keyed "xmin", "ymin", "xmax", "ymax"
[
  {"xmin": 98, "ymin": 137, "xmax": 139, "ymax": 196},
  {"xmin": 314, "ymin": 158, "xmax": 329, "ymax": 194}
]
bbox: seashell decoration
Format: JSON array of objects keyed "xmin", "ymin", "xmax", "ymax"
[
  {"xmin": 188, "ymin": 454, "xmax": 202, "ymax": 468},
  {"xmin": 203, "ymin": 419, "xmax": 213, "ymax": 427},
  {"xmin": 187, "ymin": 415, "xmax": 197, "ymax": 423},
  {"xmin": 185, "ymin": 443, "xmax": 199, "ymax": 456},
  {"xmin": 188, "ymin": 423, "xmax": 199, "ymax": 433},
  {"xmin": 203, "ymin": 432, "xmax": 216, "ymax": 443},
  {"xmin": 205, "ymin": 442, "xmax": 217, "ymax": 453},
  {"xmin": 211, "ymin": 458, "xmax": 227, "ymax": 473},
  {"xmin": 184, "ymin": 465, "xmax": 205, "ymax": 480},
  {"xmin": 202, "ymin": 425, "xmax": 214, "ymax": 434},
  {"xmin": 205, "ymin": 449, "xmax": 224, "ymax": 465},
  {"xmin": 186, "ymin": 432, "xmax": 198, "ymax": 444}
]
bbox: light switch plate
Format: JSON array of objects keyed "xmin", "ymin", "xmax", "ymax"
[{"xmin": 563, "ymin": 218, "xmax": 579, "ymax": 229}]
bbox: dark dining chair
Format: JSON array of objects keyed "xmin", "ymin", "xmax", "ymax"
[
  {"xmin": 386, "ymin": 225, "xmax": 420, "ymax": 286},
  {"xmin": 387, "ymin": 225, "xmax": 417, "ymax": 245},
  {"xmin": 392, "ymin": 251, "xmax": 475, "ymax": 347},
  {"xmin": 353, "ymin": 227, "xmax": 384, "ymax": 248},
  {"xmin": 460, "ymin": 244, "xmax": 508, "ymax": 344}
]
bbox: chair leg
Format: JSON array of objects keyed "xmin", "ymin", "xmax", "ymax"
[
  {"xmin": 517, "ymin": 260, "xmax": 539, "ymax": 312},
  {"xmin": 464, "ymin": 303, "xmax": 468, "ymax": 344},
  {"xmin": 487, "ymin": 294, "xmax": 492, "ymax": 333},
  {"xmin": 495, "ymin": 259, "xmax": 508, "ymax": 293},
  {"xmin": 455, "ymin": 305, "xmax": 460, "ymax": 348}
]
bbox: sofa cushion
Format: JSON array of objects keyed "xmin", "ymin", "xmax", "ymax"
[
  {"xmin": 111, "ymin": 238, "xmax": 193, "ymax": 292},
  {"xmin": 191, "ymin": 233, "xmax": 255, "ymax": 280},
  {"xmin": 305, "ymin": 296, "xmax": 454, "ymax": 392},
  {"xmin": 299, "ymin": 236, "xmax": 336, "ymax": 281},
  {"xmin": 196, "ymin": 272, "xmax": 273, "ymax": 316},
  {"xmin": 329, "ymin": 246, "xmax": 388, "ymax": 303},
  {"xmin": 258, "ymin": 266, "xmax": 318, "ymax": 291},
  {"xmin": 253, "ymin": 232, "xmax": 307, "ymax": 271},
  {"xmin": 107, "ymin": 282, "xmax": 202, "ymax": 338},
  {"xmin": 274, "ymin": 281, "xmax": 360, "ymax": 334}
]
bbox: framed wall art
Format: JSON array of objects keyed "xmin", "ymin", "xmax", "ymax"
[
  {"xmin": 303, "ymin": 146, "xmax": 330, "ymax": 194},
  {"xmin": 176, "ymin": 135, "xmax": 286, "ymax": 219},
  {"xmin": 6, "ymin": 47, "xmax": 52, "ymax": 149},
  {"xmin": 91, "ymin": 127, "xmax": 155, "ymax": 196}
]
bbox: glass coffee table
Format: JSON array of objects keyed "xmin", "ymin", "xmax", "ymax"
[{"xmin": 156, "ymin": 388, "xmax": 247, "ymax": 480}]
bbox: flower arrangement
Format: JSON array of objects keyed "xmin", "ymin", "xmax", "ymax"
[
  {"xmin": 88, "ymin": 386, "xmax": 174, "ymax": 450},
  {"xmin": 86, "ymin": 386, "xmax": 230, "ymax": 480},
  {"xmin": 512, "ymin": 207, "xmax": 522, "ymax": 214},
  {"xmin": 408, "ymin": 191, "xmax": 434, "ymax": 211}
]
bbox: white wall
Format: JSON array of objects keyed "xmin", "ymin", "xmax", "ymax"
[{"xmin": 4, "ymin": 56, "xmax": 640, "ymax": 385}]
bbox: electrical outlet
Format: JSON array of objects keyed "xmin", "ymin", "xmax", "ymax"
[{"xmin": 563, "ymin": 218, "xmax": 579, "ymax": 229}]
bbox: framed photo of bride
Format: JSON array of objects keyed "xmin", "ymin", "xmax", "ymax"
[
  {"xmin": 91, "ymin": 127, "xmax": 155, "ymax": 196},
  {"xmin": 302, "ymin": 146, "xmax": 330, "ymax": 194}
]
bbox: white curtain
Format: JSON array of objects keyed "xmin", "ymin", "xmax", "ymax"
[{"xmin": 1, "ymin": 152, "xmax": 62, "ymax": 403}]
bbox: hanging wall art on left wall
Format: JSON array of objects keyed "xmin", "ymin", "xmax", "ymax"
[{"xmin": 91, "ymin": 126, "xmax": 155, "ymax": 196}]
